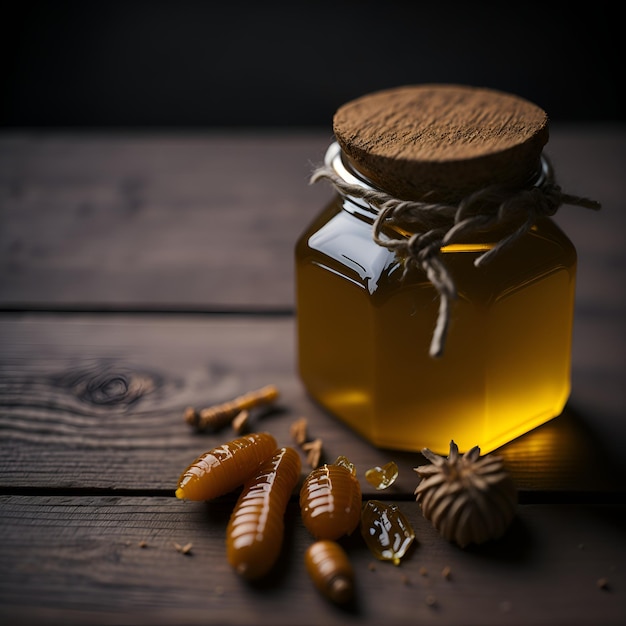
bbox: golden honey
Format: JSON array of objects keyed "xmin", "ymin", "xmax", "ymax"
[{"xmin": 295, "ymin": 85, "xmax": 588, "ymax": 455}]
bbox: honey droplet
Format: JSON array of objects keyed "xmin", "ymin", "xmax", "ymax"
[
  {"xmin": 334, "ymin": 455, "xmax": 356, "ymax": 476},
  {"xmin": 361, "ymin": 500, "xmax": 415, "ymax": 566},
  {"xmin": 365, "ymin": 461, "xmax": 399, "ymax": 490}
]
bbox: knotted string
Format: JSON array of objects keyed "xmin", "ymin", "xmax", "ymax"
[{"xmin": 310, "ymin": 159, "xmax": 600, "ymax": 358}]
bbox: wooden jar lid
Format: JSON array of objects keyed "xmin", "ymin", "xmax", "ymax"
[{"xmin": 333, "ymin": 84, "xmax": 549, "ymax": 203}]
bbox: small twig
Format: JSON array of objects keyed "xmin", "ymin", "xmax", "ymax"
[
  {"xmin": 173, "ymin": 542, "xmax": 193, "ymax": 555},
  {"xmin": 231, "ymin": 410, "xmax": 250, "ymax": 434},
  {"xmin": 184, "ymin": 385, "xmax": 279, "ymax": 432},
  {"xmin": 289, "ymin": 417, "xmax": 308, "ymax": 446},
  {"xmin": 302, "ymin": 438, "xmax": 323, "ymax": 469}
]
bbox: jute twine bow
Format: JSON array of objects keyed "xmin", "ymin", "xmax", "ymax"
[{"xmin": 310, "ymin": 160, "xmax": 601, "ymax": 358}]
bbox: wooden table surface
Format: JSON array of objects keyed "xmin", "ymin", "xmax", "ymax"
[{"xmin": 1, "ymin": 126, "xmax": 625, "ymax": 625}]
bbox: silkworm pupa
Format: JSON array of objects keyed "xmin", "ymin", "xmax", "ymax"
[
  {"xmin": 305, "ymin": 540, "xmax": 354, "ymax": 604},
  {"xmin": 175, "ymin": 432, "xmax": 277, "ymax": 501},
  {"xmin": 226, "ymin": 446, "xmax": 301, "ymax": 580},
  {"xmin": 300, "ymin": 455, "xmax": 361, "ymax": 540}
]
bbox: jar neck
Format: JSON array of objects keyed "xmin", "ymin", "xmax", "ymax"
[
  {"xmin": 324, "ymin": 140, "xmax": 552, "ymax": 223},
  {"xmin": 325, "ymin": 142, "xmax": 379, "ymax": 222}
]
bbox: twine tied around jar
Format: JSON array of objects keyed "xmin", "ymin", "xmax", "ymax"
[{"xmin": 310, "ymin": 161, "xmax": 601, "ymax": 358}]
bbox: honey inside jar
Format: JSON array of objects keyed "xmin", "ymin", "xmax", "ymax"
[
  {"xmin": 296, "ymin": 191, "xmax": 575, "ymax": 454},
  {"xmin": 295, "ymin": 85, "xmax": 585, "ymax": 455}
]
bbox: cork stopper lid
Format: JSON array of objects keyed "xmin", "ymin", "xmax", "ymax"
[{"xmin": 333, "ymin": 84, "xmax": 549, "ymax": 203}]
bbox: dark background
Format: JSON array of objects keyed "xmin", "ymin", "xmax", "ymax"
[{"xmin": 2, "ymin": 0, "xmax": 624, "ymax": 128}]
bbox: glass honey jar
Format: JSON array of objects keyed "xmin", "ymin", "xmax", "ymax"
[{"xmin": 295, "ymin": 84, "xmax": 599, "ymax": 455}]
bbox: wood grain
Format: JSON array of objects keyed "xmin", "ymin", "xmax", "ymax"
[
  {"xmin": 0, "ymin": 315, "xmax": 623, "ymax": 495},
  {"xmin": 1, "ymin": 127, "xmax": 622, "ymax": 311},
  {"xmin": 0, "ymin": 132, "xmax": 331, "ymax": 309},
  {"xmin": 1, "ymin": 496, "xmax": 624, "ymax": 626}
]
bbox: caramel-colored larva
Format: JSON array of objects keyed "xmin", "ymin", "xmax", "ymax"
[
  {"xmin": 299, "ymin": 456, "xmax": 362, "ymax": 540},
  {"xmin": 226, "ymin": 446, "xmax": 302, "ymax": 580},
  {"xmin": 305, "ymin": 540, "xmax": 354, "ymax": 604},
  {"xmin": 175, "ymin": 432, "xmax": 277, "ymax": 501}
]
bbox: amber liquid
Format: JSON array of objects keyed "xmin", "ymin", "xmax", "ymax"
[{"xmin": 295, "ymin": 196, "xmax": 577, "ymax": 454}]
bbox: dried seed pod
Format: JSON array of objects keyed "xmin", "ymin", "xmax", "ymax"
[
  {"xmin": 414, "ymin": 440, "xmax": 517, "ymax": 547},
  {"xmin": 300, "ymin": 456, "xmax": 362, "ymax": 540},
  {"xmin": 175, "ymin": 432, "xmax": 277, "ymax": 501},
  {"xmin": 227, "ymin": 446, "xmax": 302, "ymax": 580},
  {"xmin": 305, "ymin": 540, "xmax": 354, "ymax": 604}
]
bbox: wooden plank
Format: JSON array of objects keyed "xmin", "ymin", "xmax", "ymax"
[
  {"xmin": 0, "ymin": 131, "xmax": 331, "ymax": 309},
  {"xmin": 0, "ymin": 495, "xmax": 624, "ymax": 626},
  {"xmin": 1, "ymin": 314, "xmax": 623, "ymax": 496},
  {"xmin": 0, "ymin": 127, "xmax": 623, "ymax": 312}
]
